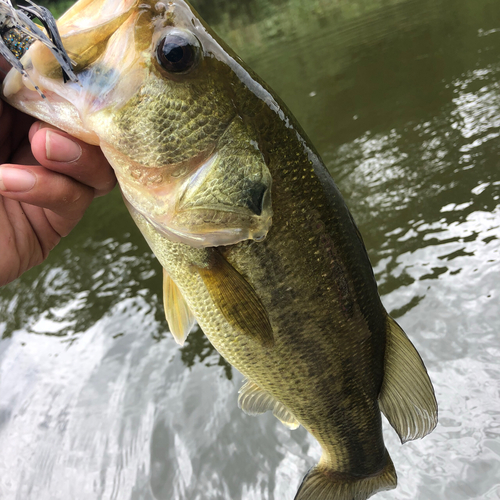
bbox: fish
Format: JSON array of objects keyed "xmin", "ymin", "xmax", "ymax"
[{"xmin": 1, "ymin": 0, "xmax": 438, "ymax": 498}]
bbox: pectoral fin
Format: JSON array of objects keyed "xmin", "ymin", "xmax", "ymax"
[
  {"xmin": 378, "ymin": 317, "xmax": 438, "ymax": 443},
  {"xmin": 163, "ymin": 268, "xmax": 196, "ymax": 346},
  {"xmin": 238, "ymin": 380, "xmax": 300, "ymax": 430},
  {"xmin": 196, "ymin": 250, "xmax": 274, "ymax": 348}
]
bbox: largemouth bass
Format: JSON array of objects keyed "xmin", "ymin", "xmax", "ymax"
[{"xmin": 2, "ymin": 0, "xmax": 438, "ymax": 498}]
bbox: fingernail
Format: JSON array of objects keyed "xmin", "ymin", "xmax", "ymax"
[
  {"xmin": 0, "ymin": 167, "xmax": 36, "ymax": 192},
  {"xmin": 46, "ymin": 129, "xmax": 82, "ymax": 163}
]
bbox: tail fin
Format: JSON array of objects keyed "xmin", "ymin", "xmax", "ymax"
[{"xmin": 294, "ymin": 451, "xmax": 397, "ymax": 500}]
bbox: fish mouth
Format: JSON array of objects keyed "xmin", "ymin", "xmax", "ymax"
[
  {"xmin": 2, "ymin": 72, "xmax": 102, "ymax": 145},
  {"xmin": 2, "ymin": 0, "xmax": 144, "ymax": 136}
]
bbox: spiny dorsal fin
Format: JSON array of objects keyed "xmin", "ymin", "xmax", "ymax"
[
  {"xmin": 379, "ymin": 317, "xmax": 438, "ymax": 443},
  {"xmin": 238, "ymin": 380, "xmax": 300, "ymax": 430},
  {"xmin": 196, "ymin": 250, "xmax": 274, "ymax": 348},
  {"xmin": 163, "ymin": 268, "xmax": 196, "ymax": 346}
]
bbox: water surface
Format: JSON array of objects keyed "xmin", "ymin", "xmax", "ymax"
[{"xmin": 1, "ymin": 0, "xmax": 500, "ymax": 498}]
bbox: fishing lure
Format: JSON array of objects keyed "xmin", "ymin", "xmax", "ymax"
[{"xmin": 0, "ymin": 0, "xmax": 78, "ymax": 98}]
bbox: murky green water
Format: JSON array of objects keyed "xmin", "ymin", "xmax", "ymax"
[{"xmin": 1, "ymin": 0, "xmax": 500, "ymax": 498}]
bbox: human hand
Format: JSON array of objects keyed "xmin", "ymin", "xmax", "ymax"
[{"xmin": 0, "ymin": 63, "xmax": 116, "ymax": 286}]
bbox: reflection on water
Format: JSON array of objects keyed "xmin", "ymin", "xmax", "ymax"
[{"xmin": 1, "ymin": 0, "xmax": 500, "ymax": 498}]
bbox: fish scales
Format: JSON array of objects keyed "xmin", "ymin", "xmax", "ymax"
[
  {"xmin": 226, "ymin": 112, "xmax": 388, "ymax": 473},
  {"xmin": 107, "ymin": 75, "xmax": 235, "ymax": 166},
  {"xmin": 131, "ymin": 102, "xmax": 389, "ymax": 475},
  {"xmin": 1, "ymin": 0, "xmax": 438, "ymax": 498}
]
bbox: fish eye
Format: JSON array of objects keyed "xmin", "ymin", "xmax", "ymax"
[{"xmin": 156, "ymin": 30, "xmax": 200, "ymax": 74}]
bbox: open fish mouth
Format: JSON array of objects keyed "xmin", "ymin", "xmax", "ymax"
[
  {"xmin": 2, "ymin": 0, "xmax": 141, "ymax": 108},
  {"xmin": 0, "ymin": 0, "xmax": 79, "ymax": 94},
  {"xmin": 0, "ymin": 0, "xmax": 135, "ymax": 144}
]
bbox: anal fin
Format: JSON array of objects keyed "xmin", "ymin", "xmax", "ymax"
[
  {"xmin": 196, "ymin": 249, "xmax": 274, "ymax": 347},
  {"xmin": 163, "ymin": 268, "xmax": 196, "ymax": 346},
  {"xmin": 238, "ymin": 379, "xmax": 300, "ymax": 430},
  {"xmin": 379, "ymin": 316, "xmax": 438, "ymax": 443}
]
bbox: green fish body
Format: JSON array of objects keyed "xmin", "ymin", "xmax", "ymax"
[{"xmin": 2, "ymin": 1, "xmax": 438, "ymax": 498}]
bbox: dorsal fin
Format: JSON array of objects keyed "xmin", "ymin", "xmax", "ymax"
[
  {"xmin": 196, "ymin": 250, "xmax": 274, "ymax": 348},
  {"xmin": 379, "ymin": 317, "xmax": 438, "ymax": 443},
  {"xmin": 163, "ymin": 268, "xmax": 196, "ymax": 346},
  {"xmin": 238, "ymin": 379, "xmax": 300, "ymax": 430}
]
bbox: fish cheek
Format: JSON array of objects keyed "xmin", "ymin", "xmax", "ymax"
[{"xmin": 106, "ymin": 74, "xmax": 235, "ymax": 167}]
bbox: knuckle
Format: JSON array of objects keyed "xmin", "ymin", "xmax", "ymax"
[
  {"xmin": 57, "ymin": 184, "xmax": 93, "ymax": 218},
  {"xmin": 95, "ymin": 177, "xmax": 117, "ymax": 197}
]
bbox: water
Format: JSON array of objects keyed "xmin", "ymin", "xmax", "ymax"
[{"xmin": 1, "ymin": 0, "xmax": 500, "ymax": 498}]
